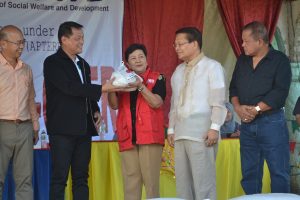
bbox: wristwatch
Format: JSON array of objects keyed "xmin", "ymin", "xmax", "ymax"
[
  {"xmin": 138, "ymin": 85, "xmax": 144, "ymax": 92},
  {"xmin": 255, "ymin": 105, "xmax": 262, "ymax": 113}
]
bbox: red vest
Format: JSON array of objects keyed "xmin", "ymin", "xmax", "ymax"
[{"xmin": 116, "ymin": 69, "xmax": 165, "ymax": 151}]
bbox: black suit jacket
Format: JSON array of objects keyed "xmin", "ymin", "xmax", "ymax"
[{"xmin": 43, "ymin": 48, "xmax": 101, "ymax": 136}]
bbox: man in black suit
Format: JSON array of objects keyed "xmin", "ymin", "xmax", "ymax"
[{"xmin": 43, "ymin": 21, "xmax": 123, "ymax": 200}]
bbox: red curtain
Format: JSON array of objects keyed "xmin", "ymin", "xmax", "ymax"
[
  {"xmin": 123, "ymin": 0, "xmax": 204, "ymax": 122},
  {"xmin": 217, "ymin": 0, "xmax": 283, "ymax": 57}
]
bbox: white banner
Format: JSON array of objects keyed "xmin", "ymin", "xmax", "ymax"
[{"xmin": 0, "ymin": 0, "xmax": 124, "ymax": 147}]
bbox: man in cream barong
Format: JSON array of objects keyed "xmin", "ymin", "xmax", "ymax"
[{"xmin": 167, "ymin": 27, "xmax": 227, "ymax": 200}]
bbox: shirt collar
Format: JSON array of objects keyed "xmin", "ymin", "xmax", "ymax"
[
  {"xmin": 245, "ymin": 45, "xmax": 275, "ymax": 61},
  {"xmin": 264, "ymin": 45, "xmax": 276, "ymax": 60},
  {"xmin": 185, "ymin": 52, "xmax": 205, "ymax": 68},
  {"xmin": 58, "ymin": 47, "xmax": 77, "ymax": 61},
  {"xmin": 75, "ymin": 56, "xmax": 80, "ymax": 63}
]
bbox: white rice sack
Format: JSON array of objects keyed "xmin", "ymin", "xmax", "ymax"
[{"xmin": 110, "ymin": 61, "xmax": 142, "ymax": 86}]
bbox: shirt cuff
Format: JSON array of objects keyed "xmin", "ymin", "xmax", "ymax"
[
  {"xmin": 167, "ymin": 128, "xmax": 174, "ymax": 134},
  {"xmin": 210, "ymin": 123, "xmax": 221, "ymax": 131}
]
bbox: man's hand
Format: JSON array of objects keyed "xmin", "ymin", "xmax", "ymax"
[
  {"xmin": 128, "ymin": 76, "xmax": 143, "ymax": 88},
  {"xmin": 234, "ymin": 105, "xmax": 255, "ymax": 123},
  {"xmin": 167, "ymin": 134, "xmax": 175, "ymax": 147},
  {"xmin": 94, "ymin": 111, "xmax": 101, "ymax": 130},
  {"xmin": 203, "ymin": 129, "xmax": 219, "ymax": 147},
  {"xmin": 33, "ymin": 120, "xmax": 39, "ymax": 145},
  {"xmin": 33, "ymin": 130, "xmax": 39, "ymax": 145},
  {"xmin": 248, "ymin": 106, "xmax": 260, "ymax": 116}
]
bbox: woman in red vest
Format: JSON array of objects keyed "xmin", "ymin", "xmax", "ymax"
[{"xmin": 108, "ymin": 43, "xmax": 166, "ymax": 200}]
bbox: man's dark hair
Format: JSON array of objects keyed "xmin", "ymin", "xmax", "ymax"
[
  {"xmin": 242, "ymin": 21, "xmax": 269, "ymax": 44},
  {"xmin": 58, "ymin": 21, "xmax": 83, "ymax": 44},
  {"xmin": 175, "ymin": 27, "xmax": 202, "ymax": 49},
  {"xmin": 125, "ymin": 43, "xmax": 147, "ymax": 62}
]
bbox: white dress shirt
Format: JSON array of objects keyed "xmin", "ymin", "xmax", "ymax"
[{"xmin": 74, "ymin": 57, "xmax": 84, "ymax": 83}]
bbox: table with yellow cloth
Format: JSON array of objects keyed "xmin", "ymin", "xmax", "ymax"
[{"xmin": 65, "ymin": 139, "xmax": 270, "ymax": 200}]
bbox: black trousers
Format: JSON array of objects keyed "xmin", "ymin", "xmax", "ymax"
[{"xmin": 49, "ymin": 134, "xmax": 91, "ymax": 200}]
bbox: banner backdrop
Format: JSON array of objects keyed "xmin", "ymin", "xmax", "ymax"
[{"xmin": 0, "ymin": 0, "xmax": 124, "ymax": 147}]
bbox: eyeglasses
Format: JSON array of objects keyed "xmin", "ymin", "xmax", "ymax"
[
  {"xmin": 173, "ymin": 41, "xmax": 190, "ymax": 48},
  {"xmin": 4, "ymin": 39, "xmax": 26, "ymax": 47}
]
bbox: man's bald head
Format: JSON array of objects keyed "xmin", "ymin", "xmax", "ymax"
[
  {"xmin": 0, "ymin": 25, "xmax": 23, "ymax": 41},
  {"xmin": 0, "ymin": 25, "xmax": 25, "ymax": 60}
]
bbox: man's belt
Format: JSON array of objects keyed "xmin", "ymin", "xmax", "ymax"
[{"xmin": 0, "ymin": 119, "xmax": 31, "ymax": 124}]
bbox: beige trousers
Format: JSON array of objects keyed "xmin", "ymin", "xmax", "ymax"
[
  {"xmin": 175, "ymin": 139, "xmax": 218, "ymax": 200},
  {"xmin": 0, "ymin": 121, "xmax": 34, "ymax": 200},
  {"xmin": 121, "ymin": 144, "xmax": 163, "ymax": 200}
]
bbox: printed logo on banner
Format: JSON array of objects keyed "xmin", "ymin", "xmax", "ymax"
[{"xmin": 0, "ymin": 1, "xmax": 109, "ymax": 12}]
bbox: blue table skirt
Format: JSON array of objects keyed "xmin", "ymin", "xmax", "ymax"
[{"xmin": 3, "ymin": 150, "xmax": 51, "ymax": 200}]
